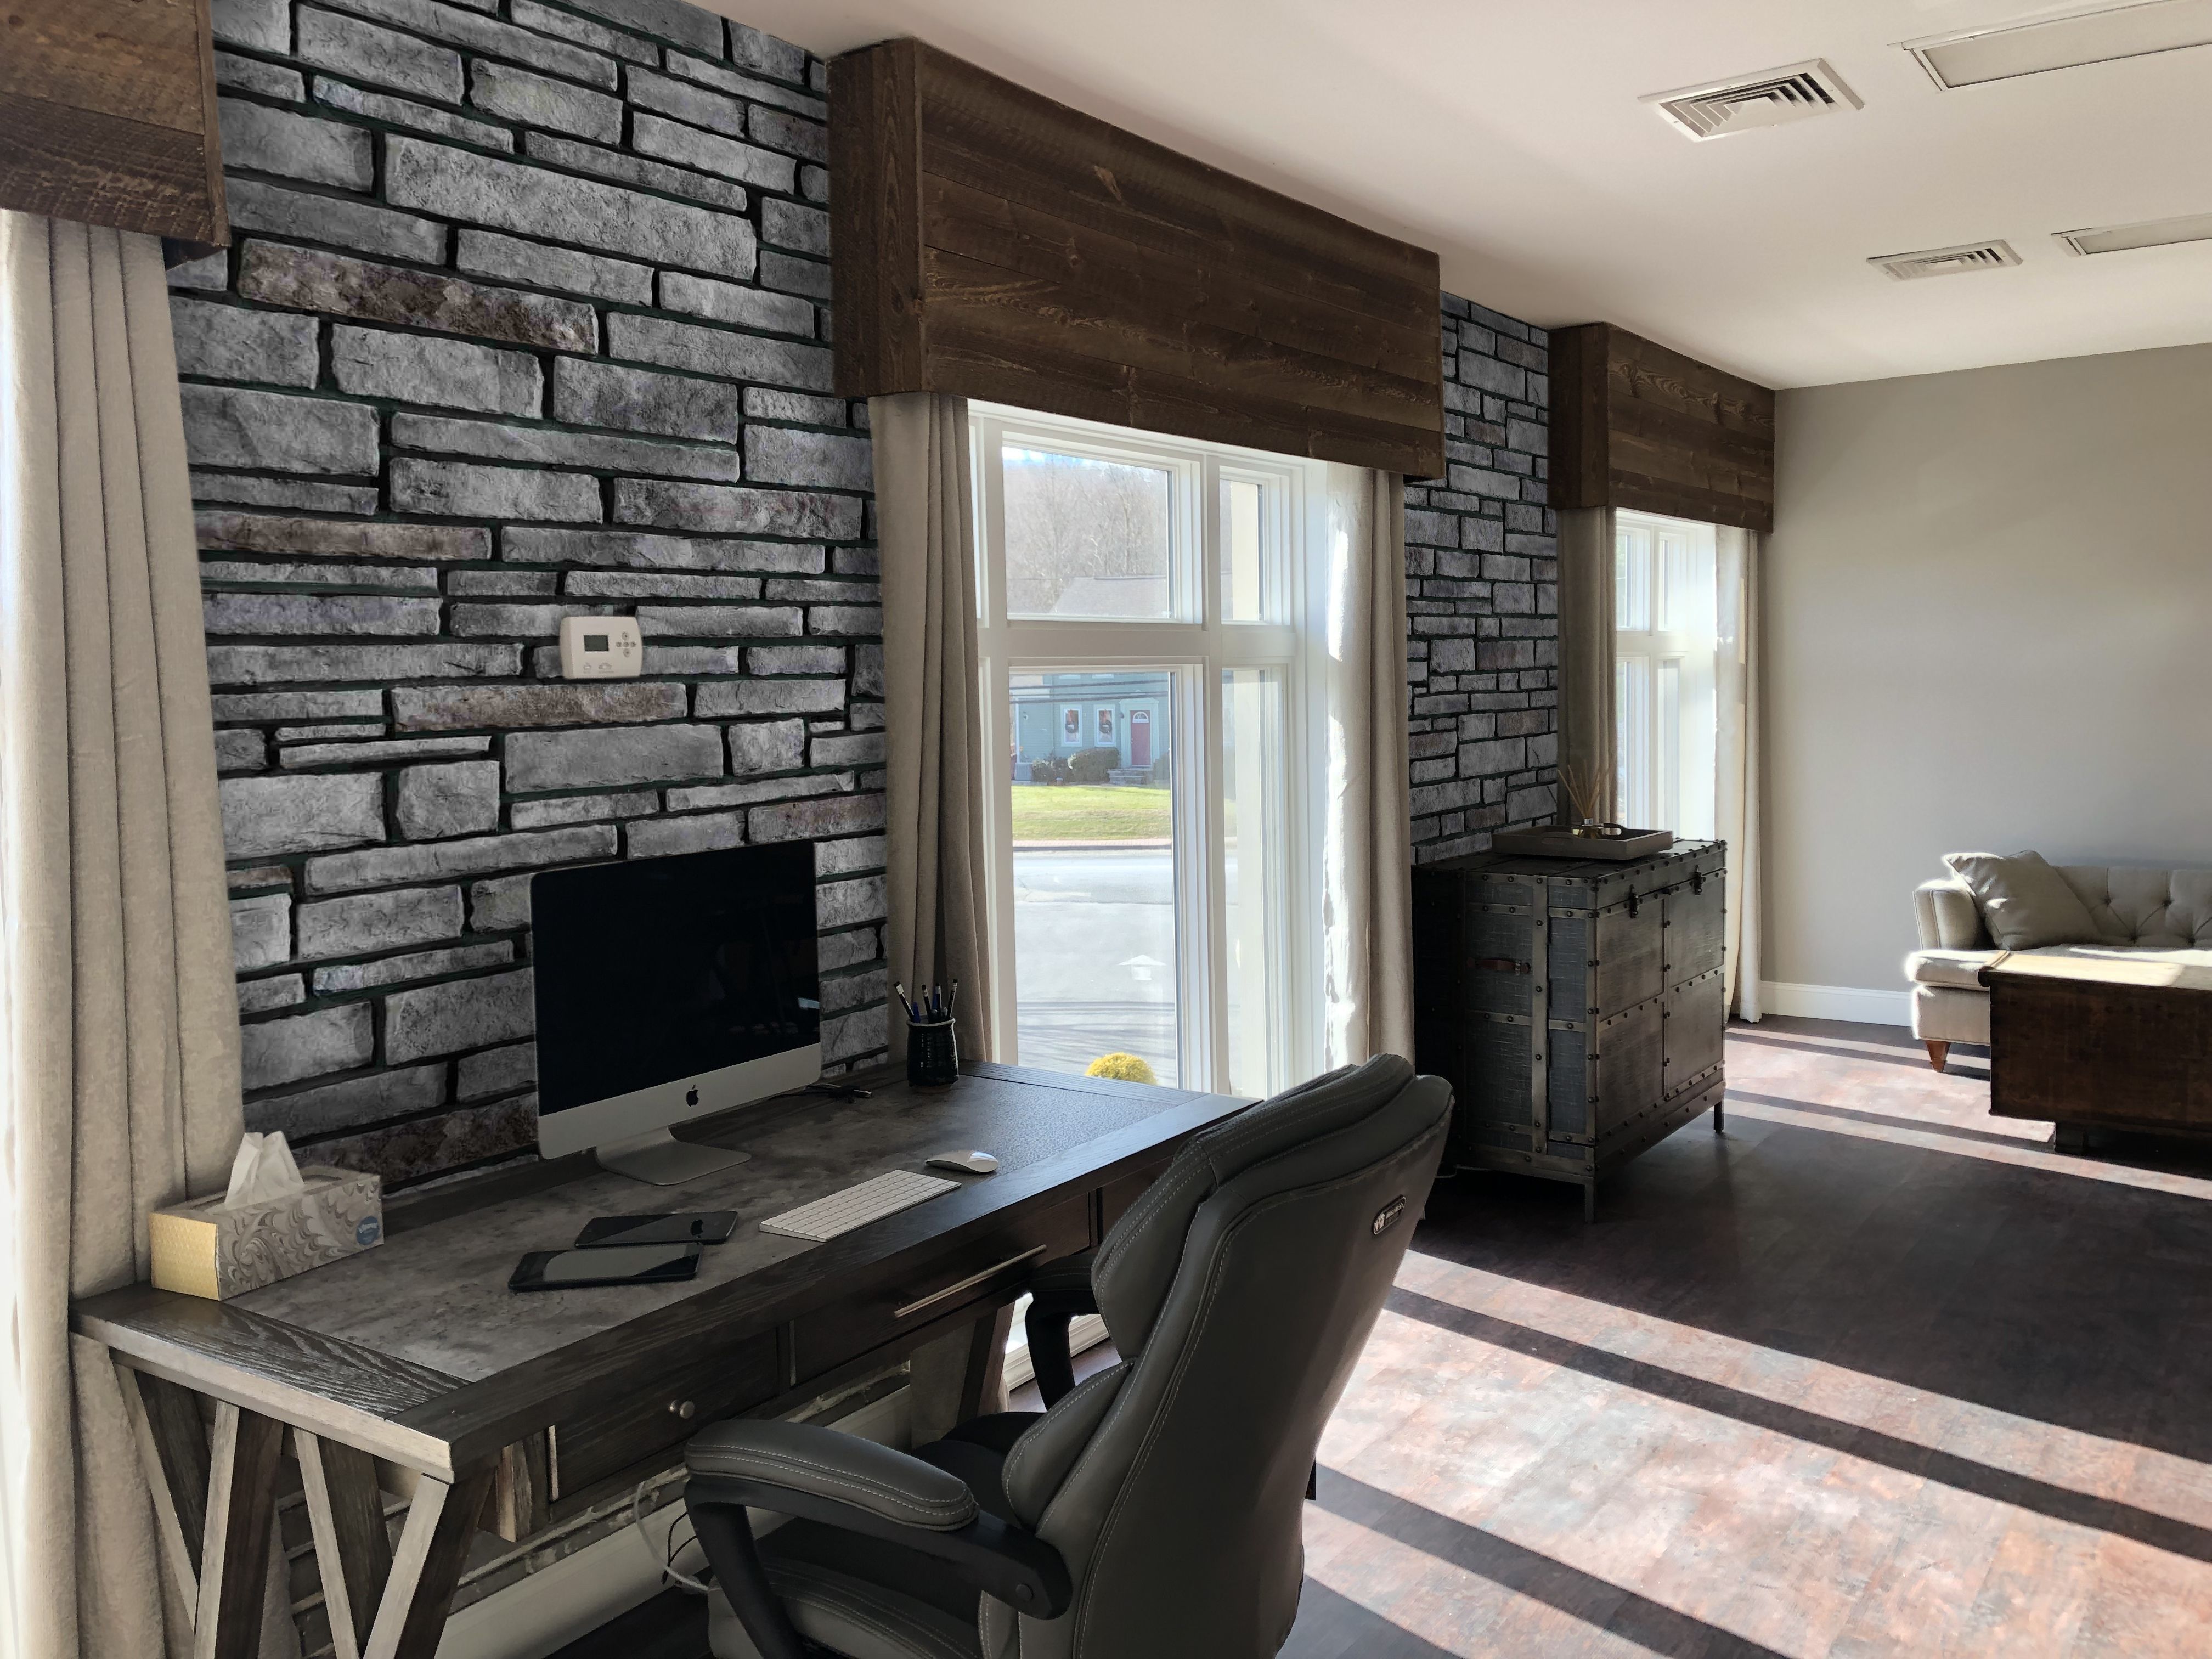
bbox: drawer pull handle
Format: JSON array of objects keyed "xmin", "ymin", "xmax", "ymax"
[
  {"xmin": 670, "ymin": 1400, "xmax": 696, "ymax": 1420},
  {"xmin": 894, "ymin": 1245, "xmax": 1048, "ymax": 1321}
]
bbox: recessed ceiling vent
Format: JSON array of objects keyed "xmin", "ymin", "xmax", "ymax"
[
  {"xmin": 1643, "ymin": 59, "xmax": 1863, "ymax": 141},
  {"xmin": 1867, "ymin": 241, "xmax": 2024, "ymax": 280},
  {"xmin": 2056, "ymin": 211, "xmax": 2212, "ymax": 256}
]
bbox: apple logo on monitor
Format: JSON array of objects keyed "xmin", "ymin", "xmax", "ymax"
[{"xmin": 686, "ymin": 1087, "xmax": 700, "ymax": 1107}]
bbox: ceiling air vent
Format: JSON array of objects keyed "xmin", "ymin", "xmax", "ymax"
[
  {"xmin": 1643, "ymin": 59, "xmax": 1863, "ymax": 141},
  {"xmin": 2055, "ymin": 211, "xmax": 2212, "ymax": 255},
  {"xmin": 1867, "ymin": 241, "xmax": 2024, "ymax": 280},
  {"xmin": 1903, "ymin": 0, "xmax": 2212, "ymax": 91}
]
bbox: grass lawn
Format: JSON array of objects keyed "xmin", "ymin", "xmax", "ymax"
[{"xmin": 1010, "ymin": 783, "xmax": 1170, "ymax": 841}]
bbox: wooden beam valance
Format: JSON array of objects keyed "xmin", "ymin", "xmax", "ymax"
[
  {"xmin": 1549, "ymin": 324, "xmax": 1774, "ymax": 533},
  {"xmin": 0, "ymin": 0, "xmax": 229, "ymax": 247},
  {"xmin": 829, "ymin": 39, "xmax": 1445, "ymax": 476}
]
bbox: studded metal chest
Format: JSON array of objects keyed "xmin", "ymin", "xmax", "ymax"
[{"xmin": 1411, "ymin": 841, "xmax": 1728, "ymax": 1219}]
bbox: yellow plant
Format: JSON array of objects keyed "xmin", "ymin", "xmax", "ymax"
[{"xmin": 1085, "ymin": 1052, "xmax": 1158, "ymax": 1086}]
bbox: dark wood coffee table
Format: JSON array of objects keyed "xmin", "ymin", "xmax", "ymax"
[{"xmin": 1982, "ymin": 950, "xmax": 2212, "ymax": 1148}]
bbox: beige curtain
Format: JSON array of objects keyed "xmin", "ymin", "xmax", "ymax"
[
  {"xmin": 1717, "ymin": 527, "xmax": 1763, "ymax": 1021},
  {"xmin": 1556, "ymin": 505, "xmax": 1617, "ymax": 826},
  {"xmin": 1320, "ymin": 467, "xmax": 1414, "ymax": 1066},
  {"xmin": 872, "ymin": 392, "xmax": 994, "ymax": 1062},
  {"xmin": 0, "ymin": 216, "xmax": 251, "ymax": 1655}
]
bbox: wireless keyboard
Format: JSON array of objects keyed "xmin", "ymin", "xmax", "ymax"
[{"xmin": 759, "ymin": 1170, "xmax": 959, "ymax": 1242}]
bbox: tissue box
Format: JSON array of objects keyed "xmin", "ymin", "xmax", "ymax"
[{"xmin": 149, "ymin": 1166, "xmax": 383, "ymax": 1300}]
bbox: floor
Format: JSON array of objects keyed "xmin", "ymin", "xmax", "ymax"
[
  {"xmin": 602, "ymin": 1017, "xmax": 2212, "ymax": 1657},
  {"xmin": 1291, "ymin": 1018, "xmax": 2212, "ymax": 1657}
]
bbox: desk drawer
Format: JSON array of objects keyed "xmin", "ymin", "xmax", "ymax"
[
  {"xmin": 791, "ymin": 1195, "xmax": 1089, "ymax": 1385},
  {"xmin": 548, "ymin": 1331, "xmax": 778, "ymax": 1502}
]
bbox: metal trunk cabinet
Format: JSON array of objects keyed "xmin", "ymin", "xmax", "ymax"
[{"xmin": 1412, "ymin": 841, "xmax": 1728, "ymax": 1220}]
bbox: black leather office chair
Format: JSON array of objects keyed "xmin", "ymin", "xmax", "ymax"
[{"xmin": 682, "ymin": 1053, "xmax": 1451, "ymax": 1659}]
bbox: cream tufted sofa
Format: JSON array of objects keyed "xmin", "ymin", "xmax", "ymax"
[{"xmin": 1908, "ymin": 863, "xmax": 2212, "ymax": 1070}]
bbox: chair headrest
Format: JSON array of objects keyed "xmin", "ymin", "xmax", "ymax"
[{"xmin": 1088, "ymin": 1053, "xmax": 1417, "ymax": 1353}]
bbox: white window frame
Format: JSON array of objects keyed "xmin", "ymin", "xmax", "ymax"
[
  {"xmin": 1614, "ymin": 509, "xmax": 1718, "ymax": 838},
  {"xmin": 970, "ymin": 403, "xmax": 1328, "ymax": 1094}
]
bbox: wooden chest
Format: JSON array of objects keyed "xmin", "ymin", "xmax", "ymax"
[{"xmin": 1412, "ymin": 842, "xmax": 1728, "ymax": 1218}]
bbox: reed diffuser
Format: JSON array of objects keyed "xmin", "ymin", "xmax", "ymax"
[{"xmin": 1560, "ymin": 760, "xmax": 1626, "ymax": 839}]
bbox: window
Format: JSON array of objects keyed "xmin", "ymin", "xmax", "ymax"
[
  {"xmin": 973, "ymin": 406, "xmax": 1324, "ymax": 1097},
  {"xmin": 1614, "ymin": 511, "xmax": 1718, "ymax": 837}
]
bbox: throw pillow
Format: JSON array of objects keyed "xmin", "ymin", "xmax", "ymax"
[{"xmin": 1943, "ymin": 851, "xmax": 2101, "ymax": 950}]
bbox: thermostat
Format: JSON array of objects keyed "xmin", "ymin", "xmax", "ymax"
[{"xmin": 559, "ymin": 616, "xmax": 642, "ymax": 679}]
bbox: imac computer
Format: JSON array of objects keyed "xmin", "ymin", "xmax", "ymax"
[{"xmin": 532, "ymin": 842, "xmax": 821, "ymax": 1186}]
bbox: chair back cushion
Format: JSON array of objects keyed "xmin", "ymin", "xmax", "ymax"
[{"xmin": 989, "ymin": 1054, "xmax": 1452, "ymax": 1659}]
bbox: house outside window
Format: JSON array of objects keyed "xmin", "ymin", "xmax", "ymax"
[{"xmin": 970, "ymin": 404, "xmax": 1328, "ymax": 1097}]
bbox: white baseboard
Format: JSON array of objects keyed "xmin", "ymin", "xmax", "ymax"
[{"xmin": 1757, "ymin": 981, "xmax": 1912, "ymax": 1027}]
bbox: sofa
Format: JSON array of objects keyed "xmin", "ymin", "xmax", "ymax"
[{"xmin": 1908, "ymin": 861, "xmax": 2212, "ymax": 1070}]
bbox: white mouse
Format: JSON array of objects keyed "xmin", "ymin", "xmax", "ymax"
[{"xmin": 926, "ymin": 1150, "xmax": 998, "ymax": 1175}]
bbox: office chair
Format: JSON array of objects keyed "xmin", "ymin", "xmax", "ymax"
[{"xmin": 682, "ymin": 1053, "xmax": 1451, "ymax": 1659}]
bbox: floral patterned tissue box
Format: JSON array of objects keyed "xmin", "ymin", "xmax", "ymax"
[{"xmin": 149, "ymin": 1167, "xmax": 383, "ymax": 1300}]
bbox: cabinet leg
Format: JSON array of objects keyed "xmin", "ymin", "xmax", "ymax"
[
  {"xmin": 1925, "ymin": 1041, "xmax": 1950, "ymax": 1073},
  {"xmin": 1582, "ymin": 1184, "xmax": 1596, "ymax": 1224},
  {"xmin": 2054, "ymin": 1122, "xmax": 2087, "ymax": 1155},
  {"xmin": 1713, "ymin": 1098, "xmax": 1725, "ymax": 1135}
]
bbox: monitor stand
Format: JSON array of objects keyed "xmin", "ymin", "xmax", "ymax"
[{"xmin": 594, "ymin": 1128, "xmax": 752, "ymax": 1187}]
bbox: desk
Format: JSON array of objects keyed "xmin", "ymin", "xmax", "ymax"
[{"xmin": 72, "ymin": 1062, "xmax": 1247, "ymax": 1659}]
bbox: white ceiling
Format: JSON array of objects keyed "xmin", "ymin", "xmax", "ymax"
[{"xmin": 710, "ymin": 0, "xmax": 2212, "ymax": 389}]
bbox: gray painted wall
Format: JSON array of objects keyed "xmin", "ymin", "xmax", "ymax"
[{"xmin": 1765, "ymin": 341, "xmax": 2212, "ymax": 995}]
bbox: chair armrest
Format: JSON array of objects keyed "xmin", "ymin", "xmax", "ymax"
[
  {"xmin": 684, "ymin": 1422, "xmax": 1072, "ymax": 1619},
  {"xmin": 1914, "ymin": 878, "xmax": 1985, "ymax": 950},
  {"xmin": 688, "ymin": 1419, "xmax": 977, "ymax": 1529}
]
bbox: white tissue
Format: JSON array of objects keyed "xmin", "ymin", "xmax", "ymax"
[{"xmin": 224, "ymin": 1131, "xmax": 305, "ymax": 1208}]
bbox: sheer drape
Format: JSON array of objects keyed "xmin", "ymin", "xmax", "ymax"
[
  {"xmin": 1717, "ymin": 526, "xmax": 1763, "ymax": 1020},
  {"xmin": 872, "ymin": 393, "xmax": 995, "ymax": 1062},
  {"xmin": 0, "ymin": 213, "xmax": 252, "ymax": 1657},
  {"xmin": 1319, "ymin": 467, "xmax": 1414, "ymax": 1066},
  {"xmin": 1556, "ymin": 505, "xmax": 1617, "ymax": 826}
]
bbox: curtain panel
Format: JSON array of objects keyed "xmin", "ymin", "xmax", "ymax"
[
  {"xmin": 872, "ymin": 392, "xmax": 995, "ymax": 1063},
  {"xmin": 1718, "ymin": 527, "xmax": 1763, "ymax": 1021},
  {"xmin": 0, "ymin": 213, "xmax": 264, "ymax": 1657},
  {"xmin": 1556, "ymin": 505, "xmax": 1617, "ymax": 828},
  {"xmin": 1320, "ymin": 467, "xmax": 1415, "ymax": 1067}
]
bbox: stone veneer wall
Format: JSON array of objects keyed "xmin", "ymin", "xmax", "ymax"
[
  {"xmin": 176, "ymin": 0, "xmax": 1556, "ymax": 1190},
  {"xmin": 178, "ymin": 0, "xmax": 885, "ymax": 1190},
  {"xmin": 1406, "ymin": 295, "xmax": 1558, "ymax": 861}
]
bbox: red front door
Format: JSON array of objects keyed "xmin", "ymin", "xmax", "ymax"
[{"xmin": 1128, "ymin": 709, "xmax": 1152, "ymax": 768}]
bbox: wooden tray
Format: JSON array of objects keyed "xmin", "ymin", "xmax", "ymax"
[{"xmin": 1491, "ymin": 827, "xmax": 1675, "ymax": 861}]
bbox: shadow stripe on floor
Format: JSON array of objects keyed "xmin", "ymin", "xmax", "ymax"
[
  {"xmin": 1313, "ymin": 1469, "xmax": 1789, "ymax": 1658},
  {"xmin": 1386, "ymin": 1287, "xmax": 2212, "ymax": 1567}
]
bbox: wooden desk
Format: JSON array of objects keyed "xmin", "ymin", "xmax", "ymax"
[
  {"xmin": 72, "ymin": 1063, "xmax": 1246, "ymax": 1659},
  {"xmin": 1984, "ymin": 949, "xmax": 2212, "ymax": 1147}
]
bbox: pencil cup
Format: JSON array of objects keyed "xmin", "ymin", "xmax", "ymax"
[{"xmin": 906, "ymin": 1018, "xmax": 958, "ymax": 1087}]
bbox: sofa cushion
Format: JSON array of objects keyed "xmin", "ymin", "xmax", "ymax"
[
  {"xmin": 2055, "ymin": 866, "xmax": 2212, "ymax": 948},
  {"xmin": 1943, "ymin": 851, "xmax": 2101, "ymax": 950},
  {"xmin": 1905, "ymin": 949, "xmax": 2002, "ymax": 990}
]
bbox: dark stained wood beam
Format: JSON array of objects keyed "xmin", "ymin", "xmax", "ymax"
[
  {"xmin": 1548, "ymin": 323, "xmax": 1774, "ymax": 533},
  {"xmin": 831, "ymin": 38, "xmax": 1443, "ymax": 475},
  {"xmin": 0, "ymin": 0, "xmax": 228, "ymax": 246}
]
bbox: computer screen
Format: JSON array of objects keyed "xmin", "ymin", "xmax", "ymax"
[{"xmin": 532, "ymin": 843, "xmax": 821, "ymax": 1120}]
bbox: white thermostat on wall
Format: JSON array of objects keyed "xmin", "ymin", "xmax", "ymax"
[{"xmin": 558, "ymin": 616, "xmax": 642, "ymax": 680}]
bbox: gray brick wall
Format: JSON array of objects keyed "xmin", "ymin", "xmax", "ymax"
[
  {"xmin": 179, "ymin": 0, "xmax": 881, "ymax": 1191},
  {"xmin": 1406, "ymin": 295, "xmax": 1559, "ymax": 861}
]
